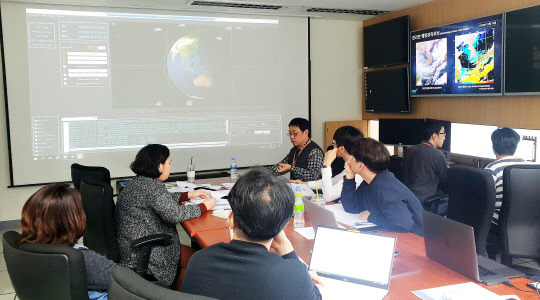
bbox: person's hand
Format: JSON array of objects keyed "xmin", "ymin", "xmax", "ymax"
[
  {"xmin": 359, "ymin": 210, "xmax": 371, "ymax": 221},
  {"xmin": 290, "ymin": 180, "xmax": 307, "ymax": 185},
  {"xmin": 188, "ymin": 190, "xmax": 210, "ymax": 199},
  {"xmin": 270, "ymin": 230, "xmax": 294, "ymax": 256},
  {"xmin": 308, "ymin": 271, "xmax": 324, "ymax": 289},
  {"xmin": 202, "ymin": 198, "xmax": 217, "ymax": 210},
  {"xmin": 345, "ymin": 160, "xmax": 355, "ymax": 179},
  {"xmin": 277, "ymin": 163, "xmax": 292, "ymax": 173},
  {"xmin": 323, "ymin": 148, "xmax": 338, "ymax": 167}
]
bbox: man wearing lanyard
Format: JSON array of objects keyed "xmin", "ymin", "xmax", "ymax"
[
  {"xmin": 267, "ymin": 118, "xmax": 324, "ymax": 181},
  {"xmin": 402, "ymin": 119, "xmax": 449, "ymax": 214}
]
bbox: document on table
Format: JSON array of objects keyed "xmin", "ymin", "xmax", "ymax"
[
  {"xmin": 294, "ymin": 227, "xmax": 316, "ymax": 240},
  {"xmin": 210, "ymin": 190, "xmax": 230, "ymax": 199},
  {"xmin": 289, "ymin": 183, "xmax": 316, "ymax": 198},
  {"xmin": 176, "ymin": 181, "xmax": 200, "ymax": 189},
  {"xmin": 221, "ymin": 182, "xmax": 235, "ymax": 189},
  {"xmin": 412, "ymin": 282, "xmax": 510, "ymax": 300},
  {"xmin": 324, "ymin": 204, "xmax": 376, "ymax": 229},
  {"xmin": 165, "ymin": 182, "xmax": 193, "ymax": 193}
]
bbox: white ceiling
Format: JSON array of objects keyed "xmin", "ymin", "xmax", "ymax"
[{"xmin": 10, "ymin": 0, "xmax": 436, "ymax": 20}]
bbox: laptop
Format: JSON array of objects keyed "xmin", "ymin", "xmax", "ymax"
[
  {"xmin": 422, "ymin": 211, "xmax": 524, "ymax": 285},
  {"xmin": 309, "ymin": 227, "xmax": 396, "ymax": 300},
  {"xmin": 303, "ymin": 199, "xmax": 340, "ymax": 231}
]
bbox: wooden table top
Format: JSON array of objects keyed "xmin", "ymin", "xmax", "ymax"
[{"xmin": 190, "ymin": 217, "xmax": 538, "ymax": 299}]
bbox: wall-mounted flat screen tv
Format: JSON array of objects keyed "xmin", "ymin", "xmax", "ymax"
[
  {"xmin": 410, "ymin": 14, "xmax": 503, "ymax": 97},
  {"xmin": 364, "ymin": 16, "xmax": 410, "ymax": 68},
  {"xmin": 365, "ymin": 67, "xmax": 410, "ymax": 113},
  {"xmin": 505, "ymin": 5, "xmax": 540, "ymax": 95}
]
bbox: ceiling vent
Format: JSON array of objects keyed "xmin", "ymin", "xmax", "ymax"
[
  {"xmin": 306, "ymin": 7, "xmax": 388, "ymax": 16},
  {"xmin": 190, "ymin": 1, "xmax": 282, "ymax": 10}
]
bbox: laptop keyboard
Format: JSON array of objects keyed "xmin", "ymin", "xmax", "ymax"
[{"xmin": 478, "ymin": 265, "xmax": 497, "ymax": 277}]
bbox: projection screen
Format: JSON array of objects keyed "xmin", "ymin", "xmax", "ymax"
[{"xmin": 1, "ymin": 2, "xmax": 309, "ymax": 186}]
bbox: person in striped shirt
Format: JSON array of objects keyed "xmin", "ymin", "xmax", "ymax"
[{"xmin": 484, "ymin": 128, "xmax": 526, "ymax": 224}]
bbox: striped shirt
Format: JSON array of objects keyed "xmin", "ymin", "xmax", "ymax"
[{"xmin": 484, "ymin": 156, "xmax": 527, "ymax": 222}]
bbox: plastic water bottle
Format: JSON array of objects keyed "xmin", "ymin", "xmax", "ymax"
[
  {"xmin": 293, "ymin": 186, "xmax": 305, "ymax": 228},
  {"xmin": 230, "ymin": 158, "xmax": 238, "ymax": 180}
]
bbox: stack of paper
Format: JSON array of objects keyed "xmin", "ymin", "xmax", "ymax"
[
  {"xmin": 412, "ymin": 282, "xmax": 506, "ymax": 300},
  {"xmin": 289, "ymin": 183, "xmax": 316, "ymax": 198},
  {"xmin": 325, "ymin": 204, "xmax": 376, "ymax": 229}
]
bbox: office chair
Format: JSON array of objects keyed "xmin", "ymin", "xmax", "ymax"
[
  {"xmin": 388, "ymin": 155, "xmax": 404, "ymax": 182},
  {"xmin": 499, "ymin": 165, "xmax": 540, "ymax": 275},
  {"xmin": 108, "ymin": 266, "xmax": 215, "ymax": 300},
  {"xmin": 71, "ymin": 163, "xmax": 111, "ymax": 191},
  {"xmin": 2, "ymin": 230, "xmax": 89, "ymax": 300},
  {"xmin": 446, "ymin": 166, "xmax": 496, "ymax": 257},
  {"xmin": 79, "ymin": 179, "xmax": 172, "ymax": 278}
]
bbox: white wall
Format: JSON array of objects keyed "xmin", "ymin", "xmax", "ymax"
[
  {"xmin": 0, "ymin": 17, "xmax": 365, "ymax": 222},
  {"xmin": 309, "ymin": 19, "xmax": 364, "ymax": 147}
]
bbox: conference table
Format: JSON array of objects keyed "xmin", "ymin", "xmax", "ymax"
[{"xmin": 181, "ymin": 177, "xmax": 537, "ymax": 299}]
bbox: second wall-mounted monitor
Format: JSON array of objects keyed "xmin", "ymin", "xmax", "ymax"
[
  {"xmin": 364, "ymin": 16, "xmax": 410, "ymax": 68},
  {"xmin": 505, "ymin": 4, "xmax": 540, "ymax": 95},
  {"xmin": 410, "ymin": 14, "xmax": 504, "ymax": 97},
  {"xmin": 365, "ymin": 67, "xmax": 410, "ymax": 114}
]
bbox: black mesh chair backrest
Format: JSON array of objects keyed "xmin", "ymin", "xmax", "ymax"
[
  {"xmin": 388, "ymin": 155, "xmax": 404, "ymax": 182},
  {"xmin": 71, "ymin": 163, "xmax": 111, "ymax": 191},
  {"xmin": 109, "ymin": 266, "xmax": 215, "ymax": 300},
  {"xmin": 500, "ymin": 164, "xmax": 540, "ymax": 261},
  {"xmin": 80, "ymin": 179, "xmax": 119, "ymax": 262},
  {"xmin": 447, "ymin": 165, "xmax": 496, "ymax": 257},
  {"xmin": 2, "ymin": 231, "xmax": 89, "ymax": 300}
]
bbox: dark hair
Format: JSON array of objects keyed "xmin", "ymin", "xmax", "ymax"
[
  {"xmin": 288, "ymin": 118, "xmax": 310, "ymax": 137},
  {"xmin": 18, "ymin": 183, "xmax": 86, "ymax": 247},
  {"xmin": 422, "ymin": 119, "xmax": 446, "ymax": 142},
  {"xmin": 228, "ymin": 168, "xmax": 294, "ymax": 242},
  {"xmin": 333, "ymin": 126, "xmax": 364, "ymax": 153},
  {"xmin": 350, "ymin": 138, "xmax": 390, "ymax": 174},
  {"xmin": 130, "ymin": 144, "xmax": 170, "ymax": 178},
  {"xmin": 491, "ymin": 128, "xmax": 520, "ymax": 155}
]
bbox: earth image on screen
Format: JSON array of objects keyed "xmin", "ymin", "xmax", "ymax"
[{"xmin": 166, "ymin": 33, "xmax": 231, "ymax": 101}]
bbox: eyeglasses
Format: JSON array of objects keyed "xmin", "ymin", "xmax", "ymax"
[
  {"xmin": 287, "ymin": 132, "xmax": 300, "ymax": 137},
  {"xmin": 437, "ymin": 132, "xmax": 447, "ymax": 136}
]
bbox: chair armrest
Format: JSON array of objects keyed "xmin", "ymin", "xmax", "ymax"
[
  {"xmin": 131, "ymin": 234, "xmax": 172, "ymax": 251},
  {"xmin": 424, "ymin": 194, "xmax": 448, "ymax": 214},
  {"xmin": 130, "ymin": 234, "xmax": 173, "ymax": 278}
]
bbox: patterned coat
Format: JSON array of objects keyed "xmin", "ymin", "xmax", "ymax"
[{"xmin": 115, "ymin": 175, "xmax": 202, "ymax": 285}]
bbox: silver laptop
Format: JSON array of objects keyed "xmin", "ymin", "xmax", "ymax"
[
  {"xmin": 309, "ymin": 227, "xmax": 396, "ymax": 300},
  {"xmin": 303, "ymin": 199, "xmax": 339, "ymax": 231},
  {"xmin": 422, "ymin": 211, "xmax": 524, "ymax": 285}
]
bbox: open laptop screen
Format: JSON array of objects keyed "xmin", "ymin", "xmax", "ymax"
[{"xmin": 309, "ymin": 227, "xmax": 396, "ymax": 289}]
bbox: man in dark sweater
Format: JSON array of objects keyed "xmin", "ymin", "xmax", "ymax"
[
  {"xmin": 341, "ymin": 138, "xmax": 424, "ymax": 236},
  {"xmin": 182, "ymin": 168, "xmax": 322, "ymax": 300},
  {"xmin": 267, "ymin": 117, "xmax": 324, "ymax": 181},
  {"xmin": 402, "ymin": 119, "xmax": 449, "ymax": 213}
]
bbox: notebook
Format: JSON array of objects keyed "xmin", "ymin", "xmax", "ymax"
[
  {"xmin": 422, "ymin": 211, "xmax": 524, "ymax": 285},
  {"xmin": 309, "ymin": 227, "xmax": 396, "ymax": 300}
]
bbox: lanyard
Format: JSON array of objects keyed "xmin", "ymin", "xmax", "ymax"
[
  {"xmin": 292, "ymin": 140, "xmax": 311, "ymax": 166},
  {"xmin": 422, "ymin": 142, "xmax": 435, "ymax": 148}
]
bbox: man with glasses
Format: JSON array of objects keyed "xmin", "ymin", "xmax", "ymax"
[
  {"xmin": 402, "ymin": 119, "xmax": 449, "ymax": 214},
  {"xmin": 267, "ymin": 118, "xmax": 324, "ymax": 181},
  {"xmin": 291, "ymin": 126, "xmax": 364, "ymax": 201}
]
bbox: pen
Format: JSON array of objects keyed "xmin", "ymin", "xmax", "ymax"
[{"xmin": 315, "ymin": 183, "xmax": 320, "ymax": 205}]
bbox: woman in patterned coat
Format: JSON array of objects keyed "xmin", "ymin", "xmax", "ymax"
[{"xmin": 115, "ymin": 144, "xmax": 216, "ymax": 289}]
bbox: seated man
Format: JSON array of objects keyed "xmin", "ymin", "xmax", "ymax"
[
  {"xmin": 402, "ymin": 119, "xmax": 449, "ymax": 213},
  {"xmin": 182, "ymin": 168, "xmax": 322, "ymax": 300},
  {"xmin": 341, "ymin": 138, "xmax": 423, "ymax": 236},
  {"xmin": 485, "ymin": 127, "xmax": 526, "ymax": 224},
  {"xmin": 291, "ymin": 126, "xmax": 364, "ymax": 201},
  {"xmin": 267, "ymin": 118, "xmax": 324, "ymax": 181}
]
